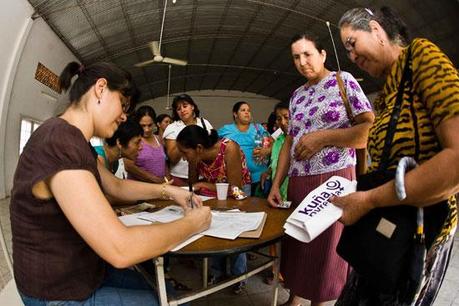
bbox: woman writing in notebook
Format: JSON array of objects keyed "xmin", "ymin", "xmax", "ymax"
[{"xmin": 267, "ymin": 34, "xmax": 374, "ymax": 306}]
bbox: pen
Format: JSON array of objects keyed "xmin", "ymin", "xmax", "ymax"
[{"xmin": 188, "ymin": 181, "xmax": 194, "ymax": 209}]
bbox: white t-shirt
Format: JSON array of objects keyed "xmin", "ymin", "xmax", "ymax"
[{"xmin": 163, "ymin": 117, "xmax": 213, "ymax": 178}]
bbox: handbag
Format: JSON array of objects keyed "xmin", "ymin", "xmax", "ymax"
[
  {"xmin": 336, "ymin": 71, "xmax": 367, "ymax": 176},
  {"xmin": 336, "ymin": 45, "xmax": 449, "ymax": 303}
]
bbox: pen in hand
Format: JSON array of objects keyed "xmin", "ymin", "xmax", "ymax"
[{"xmin": 188, "ymin": 181, "xmax": 194, "ymax": 209}]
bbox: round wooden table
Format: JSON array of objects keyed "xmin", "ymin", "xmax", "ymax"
[
  {"xmin": 173, "ymin": 196, "xmax": 292, "ymax": 256},
  {"xmin": 150, "ymin": 196, "xmax": 293, "ymax": 306}
]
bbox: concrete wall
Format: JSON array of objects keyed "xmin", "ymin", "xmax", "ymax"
[
  {"xmin": 1, "ymin": 0, "xmax": 78, "ymax": 197},
  {"xmin": 139, "ymin": 90, "xmax": 280, "ymax": 129}
]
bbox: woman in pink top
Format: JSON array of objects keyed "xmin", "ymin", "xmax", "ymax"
[
  {"xmin": 125, "ymin": 106, "xmax": 170, "ymax": 183},
  {"xmin": 176, "ymin": 125, "xmax": 251, "ymax": 197}
]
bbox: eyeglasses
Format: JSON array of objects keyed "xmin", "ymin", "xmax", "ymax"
[{"xmin": 344, "ymin": 37, "xmax": 357, "ymax": 56}]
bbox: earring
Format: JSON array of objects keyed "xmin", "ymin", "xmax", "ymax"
[
  {"xmin": 97, "ymin": 100, "xmax": 100, "ymax": 104},
  {"xmin": 118, "ymin": 148, "xmax": 122, "ymax": 159},
  {"xmin": 380, "ymin": 39, "xmax": 384, "ymax": 46}
]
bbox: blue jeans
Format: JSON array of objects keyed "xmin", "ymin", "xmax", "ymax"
[
  {"xmin": 211, "ymin": 253, "xmax": 247, "ymax": 280},
  {"xmin": 20, "ymin": 266, "xmax": 161, "ymax": 306}
]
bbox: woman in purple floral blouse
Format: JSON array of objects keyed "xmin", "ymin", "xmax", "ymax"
[{"xmin": 268, "ymin": 33, "xmax": 374, "ymax": 306}]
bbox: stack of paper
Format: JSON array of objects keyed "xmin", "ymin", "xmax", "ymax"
[
  {"xmin": 284, "ymin": 176, "xmax": 356, "ymax": 243},
  {"xmin": 118, "ymin": 206, "xmax": 267, "ymax": 251},
  {"xmin": 202, "ymin": 211, "xmax": 266, "ymax": 240}
]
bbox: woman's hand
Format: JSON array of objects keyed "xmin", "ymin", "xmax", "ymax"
[
  {"xmin": 183, "ymin": 205, "xmax": 212, "ymax": 233},
  {"xmin": 294, "ymin": 131, "xmax": 325, "ymax": 160},
  {"xmin": 267, "ymin": 185, "xmax": 283, "ymax": 208},
  {"xmin": 330, "ymin": 191, "xmax": 375, "ymax": 225},
  {"xmin": 167, "ymin": 185, "xmax": 203, "ymax": 210}
]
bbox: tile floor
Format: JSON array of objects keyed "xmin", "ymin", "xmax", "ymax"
[{"xmin": 1, "ymin": 197, "xmax": 459, "ymax": 305}]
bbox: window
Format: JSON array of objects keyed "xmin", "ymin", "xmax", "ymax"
[{"xmin": 19, "ymin": 118, "xmax": 42, "ymax": 154}]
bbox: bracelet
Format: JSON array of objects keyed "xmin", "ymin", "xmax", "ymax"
[{"xmin": 161, "ymin": 183, "xmax": 168, "ymax": 200}]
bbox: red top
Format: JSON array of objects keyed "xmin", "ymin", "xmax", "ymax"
[{"xmin": 197, "ymin": 138, "xmax": 251, "ymax": 196}]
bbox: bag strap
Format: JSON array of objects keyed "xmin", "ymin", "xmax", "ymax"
[
  {"xmin": 336, "ymin": 71, "xmax": 356, "ymax": 125},
  {"xmin": 200, "ymin": 117, "xmax": 207, "ymax": 132},
  {"xmin": 379, "ymin": 45, "xmax": 413, "ymax": 170}
]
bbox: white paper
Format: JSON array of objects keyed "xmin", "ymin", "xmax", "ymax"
[
  {"xmin": 171, "ymin": 234, "xmax": 204, "ymax": 251},
  {"xmin": 284, "ymin": 176, "xmax": 357, "ymax": 243},
  {"xmin": 136, "ymin": 205, "xmax": 184, "ymax": 223},
  {"xmin": 119, "ymin": 212, "xmax": 152, "ymax": 226},
  {"xmin": 202, "ymin": 212, "xmax": 265, "ymax": 240}
]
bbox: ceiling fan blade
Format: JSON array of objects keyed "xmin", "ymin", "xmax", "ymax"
[
  {"xmin": 134, "ymin": 59, "xmax": 157, "ymax": 67},
  {"xmin": 162, "ymin": 57, "xmax": 187, "ymax": 66},
  {"xmin": 150, "ymin": 41, "xmax": 161, "ymax": 56}
]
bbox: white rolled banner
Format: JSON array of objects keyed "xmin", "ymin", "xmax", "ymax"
[{"xmin": 284, "ymin": 176, "xmax": 357, "ymax": 243}]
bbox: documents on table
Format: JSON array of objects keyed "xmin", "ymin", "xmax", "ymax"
[
  {"xmin": 118, "ymin": 205, "xmax": 267, "ymax": 248},
  {"xmin": 202, "ymin": 211, "xmax": 266, "ymax": 240},
  {"xmin": 284, "ymin": 176, "xmax": 357, "ymax": 243}
]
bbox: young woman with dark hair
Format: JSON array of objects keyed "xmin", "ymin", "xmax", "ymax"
[
  {"xmin": 10, "ymin": 61, "xmax": 211, "ymax": 305},
  {"xmin": 93, "ymin": 117, "xmax": 143, "ymax": 175},
  {"xmin": 163, "ymin": 94, "xmax": 213, "ymax": 186},
  {"xmin": 123, "ymin": 106, "xmax": 171, "ymax": 184},
  {"xmin": 218, "ymin": 101, "xmax": 271, "ymax": 196},
  {"xmin": 155, "ymin": 113, "xmax": 172, "ymax": 142},
  {"xmin": 176, "ymin": 125, "xmax": 251, "ymax": 196}
]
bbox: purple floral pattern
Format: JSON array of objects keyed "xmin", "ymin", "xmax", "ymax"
[
  {"xmin": 288, "ymin": 71, "xmax": 373, "ymax": 176},
  {"xmin": 323, "ymin": 151, "xmax": 340, "ymax": 165},
  {"xmin": 322, "ymin": 110, "xmax": 341, "ymax": 123}
]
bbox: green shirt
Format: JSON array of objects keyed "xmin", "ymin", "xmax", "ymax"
[{"xmin": 270, "ymin": 134, "xmax": 288, "ymax": 200}]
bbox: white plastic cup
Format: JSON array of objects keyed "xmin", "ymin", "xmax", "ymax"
[{"xmin": 215, "ymin": 183, "xmax": 229, "ymax": 200}]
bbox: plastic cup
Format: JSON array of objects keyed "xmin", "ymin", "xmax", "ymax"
[{"xmin": 215, "ymin": 183, "xmax": 229, "ymax": 200}]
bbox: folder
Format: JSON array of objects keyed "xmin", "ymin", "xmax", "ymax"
[{"xmin": 239, "ymin": 212, "xmax": 267, "ymax": 239}]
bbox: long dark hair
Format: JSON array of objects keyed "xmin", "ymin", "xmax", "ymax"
[
  {"xmin": 59, "ymin": 62, "xmax": 135, "ymax": 107},
  {"xmin": 105, "ymin": 117, "xmax": 143, "ymax": 147},
  {"xmin": 176, "ymin": 125, "xmax": 219, "ymax": 149},
  {"xmin": 135, "ymin": 105, "xmax": 157, "ymax": 124}
]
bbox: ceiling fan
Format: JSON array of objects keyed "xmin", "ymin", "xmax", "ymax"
[
  {"xmin": 134, "ymin": 0, "xmax": 187, "ymax": 68},
  {"xmin": 134, "ymin": 41, "xmax": 187, "ymax": 67}
]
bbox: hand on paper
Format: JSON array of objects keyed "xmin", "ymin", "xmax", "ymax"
[
  {"xmin": 330, "ymin": 191, "xmax": 374, "ymax": 225},
  {"xmin": 294, "ymin": 131, "xmax": 324, "ymax": 160},
  {"xmin": 184, "ymin": 205, "xmax": 212, "ymax": 232},
  {"xmin": 267, "ymin": 186, "xmax": 283, "ymax": 208},
  {"xmin": 169, "ymin": 186, "xmax": 203, "ymax": 210}
]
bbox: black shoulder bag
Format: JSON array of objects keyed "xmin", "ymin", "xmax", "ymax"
[{"xmin": 336, "ymin": 45, "xmax": 448, "ymax": 303}]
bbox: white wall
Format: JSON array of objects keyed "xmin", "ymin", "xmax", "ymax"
[
  {"xmin": 0, "ymin": 0, "xmax": 35, "ymax": 199},
  {"xmin": 139, "ymin": 90, "xmax": 280, "ymax": 129},
  {"xmin": 2, "ymin": 1, "xmax": 78, "ymax": 197}
]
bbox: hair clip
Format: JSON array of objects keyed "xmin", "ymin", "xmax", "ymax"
[
  {"xmin": 364, "ymin": 8, "xmax": 374, "ymax": 16},
  {"xmin": 78, "ymin": 64, "xmax": 85, "ymax": 74}
]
